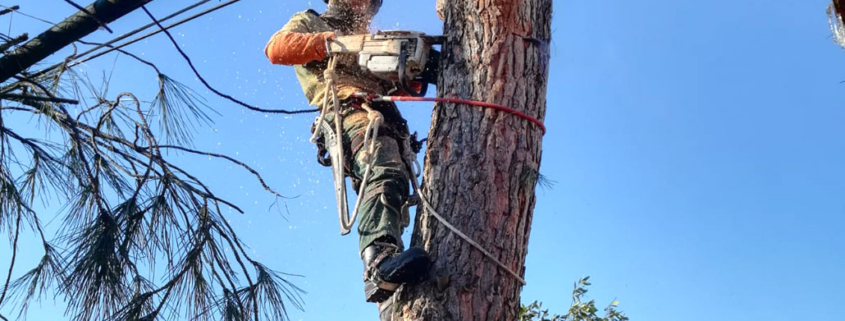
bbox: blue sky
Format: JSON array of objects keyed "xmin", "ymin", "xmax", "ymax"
[{"xmin": 1, "ymin": 0, "xmax": 844, "ymax": 320}]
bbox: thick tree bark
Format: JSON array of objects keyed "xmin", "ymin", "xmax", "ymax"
[
  {"xmin": 399, "ymin": 0, "xmax": 552, "ymax": 320},
  {"xmin": 0, "ymin": 0, "xmax": 153, "ymax": 82}
]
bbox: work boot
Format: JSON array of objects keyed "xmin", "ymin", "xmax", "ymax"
[{"xmin": 362, "ymin": 243, "xmax": 431, "ymax": 303}]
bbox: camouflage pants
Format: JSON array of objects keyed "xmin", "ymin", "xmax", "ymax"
[{"xmin": 316, "ymin": 102, "xmax": 410, "ymax": 254}]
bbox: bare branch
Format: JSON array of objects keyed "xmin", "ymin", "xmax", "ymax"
[
  {"xmin": 0, "ymin": 33, "xmax": 28, "ymax": 53},
  {"xmin": 0, "ymin": 93, "xmax": 79, "ymax": 104},
  {"xmin": 0, "ymin": 5, "xmax": 18, "ymax": 16}
]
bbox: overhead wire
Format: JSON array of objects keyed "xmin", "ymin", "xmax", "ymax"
[
  {"xmin": 140, "ymin": 5, "xmax": 317, "ymax": 114},
  {"xmin": 27, "ymin": 0, "xmax": 213, "ymax": 78},
  {"xmin": 65, "ymin": 0, "xmax": 212, "ymax": 68},
  {"xmin": 0, "ymin": 5, "xmax": 51, "ymax": 25},
  {"xmin": 7, "ymin": 0, "xmax": 315, "ymax": 115}
]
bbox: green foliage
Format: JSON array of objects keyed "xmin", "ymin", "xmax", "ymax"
[{"xmin": 519, "ymin": 277, "xmax": 629, "ymax": 321}]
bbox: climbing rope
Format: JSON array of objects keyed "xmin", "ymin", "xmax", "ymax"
[
  {"xmin": 418, "ymin": 190, "xmax": 528, "ymax": 285},
  {"xmin": 310, "ymin": 53, "xmax": 359, "ymax": 235},
  {"xmin": 398, "ymin": 134, "xmax": 528, "ymax": 286},
  {"xmin": 377, "ymin": 96, "xmax": 546, "ymax": 135},
  {"xmin": 383, "ymin": 93, "xmax": 539, "ymax": 284},
  {"xmin": 348, "ymin": 103, "xmax": 385, "ymax": 233}
]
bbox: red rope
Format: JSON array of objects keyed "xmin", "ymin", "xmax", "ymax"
[{"xmin": 380, "ymin": 96, "xmax": 546, "ymax": 134}]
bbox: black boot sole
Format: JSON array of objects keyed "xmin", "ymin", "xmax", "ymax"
[
  {"xmin": 380, "ymin": 248, "xmax": 432, "ymax": 284},
  {"xmin": 365, "ymin": 247, "xmax": 432, "ymax": 303}
]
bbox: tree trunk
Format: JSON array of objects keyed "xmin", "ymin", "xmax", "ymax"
[
  {"xmin": 399, "ymin": 0, "xmax": 552, "ymax": 320},
  {"xmin": 0, "ymin": 0, "xmax": 153, "ymax": 82}
]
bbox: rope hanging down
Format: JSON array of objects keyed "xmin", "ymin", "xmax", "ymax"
[
  {"xmin": 398, "ymin": 134, "xmax": 528, "ymax": 286},
  {"xmin": 388, "ymin": 94, "xmax": 536, "ymax": 284},
  {"xmin": 418, "ymin": 191, "xmax": 528, "ymax": 285}
]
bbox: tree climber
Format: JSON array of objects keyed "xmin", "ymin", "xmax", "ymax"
[{"xmin": 264, "ymin": 0, "xmax": 432, "ymax": 312}]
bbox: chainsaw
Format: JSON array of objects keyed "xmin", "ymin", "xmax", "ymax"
[{"xmin": 327, "ymin": 31, "xmax": 443, "ymax": 96}]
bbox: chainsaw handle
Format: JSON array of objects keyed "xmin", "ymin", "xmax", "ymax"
[{"xmin": 327, "ymin": 34, "xmax": 367, "ymax": 54}]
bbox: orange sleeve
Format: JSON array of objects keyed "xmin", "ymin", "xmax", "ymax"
[{"xmin": 264, "ymin": 31, "xmax": 335, "ymax": 65}]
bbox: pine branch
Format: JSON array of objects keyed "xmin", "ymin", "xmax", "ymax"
[
  {"xmin": 0, "ymin": 10, "xmax": 304, "ymax": 318},
  {"xmin": 0, "ymin": 212, "xmax": 22, "ymax": 308}
]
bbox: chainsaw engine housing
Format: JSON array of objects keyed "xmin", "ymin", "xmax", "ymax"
[{"xmin": 357, "ymin": 31, "xmax": 430, "ymax": 83}]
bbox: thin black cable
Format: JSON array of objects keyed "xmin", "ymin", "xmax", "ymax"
[
  {"xmin": 69, "ymin": 0, "xmax": 210, "ymax": 65},
  {"xmin": 140, "ymin": 6, "xmax": 317, "ymax": 115},
  {"xmin": 66, "ymin": 0, "xmax": 222, "ymax": 69},
  {"xmin": 5, "ymin": 2, "xmax": 315, "ymax": 115},
  {"xmin": 0, "ymin": 5, "xmax": 52, "ymax": 25},
  {"xmin": 26, "ymin": 0, "xmax": 212, "ymax": 78},
  {"xmin": 6, "ymin": 9, "xmax": 11, "ymax": 35}
]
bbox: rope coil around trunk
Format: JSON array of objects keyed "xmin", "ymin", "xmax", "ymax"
[{"xmin": 378, "ymin": 96, "xmax": 546, "ymax": 134}]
